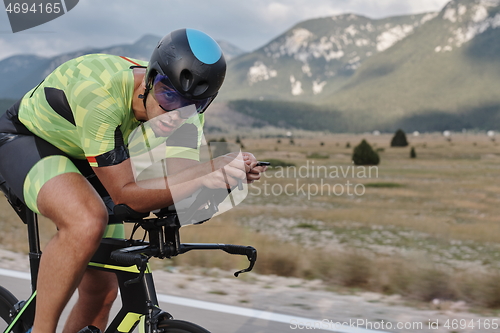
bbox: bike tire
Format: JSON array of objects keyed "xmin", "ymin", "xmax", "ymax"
[
  {"xmin": 0, "ymin": 286, "xmax": 23, "ymax": 333},
  {"xmin": 158, "ymin": 319, "xmax": 211, "ymax": 333}
]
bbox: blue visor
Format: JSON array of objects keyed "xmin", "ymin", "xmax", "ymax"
[{"xmin": 153, "ymin": 74, "xmax": 214, "ymax": 118}]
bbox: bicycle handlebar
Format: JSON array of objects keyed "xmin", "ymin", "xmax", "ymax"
[
  {"xmin": 110, "ymin": 242, "xmax": 258, "ymax": 282},
  {"xmin": 179, "ymin": 244, "xmax": 257, "ymax": 277},
  {"xmin": 221, "ymin": 244, "xmax": 255, "ymax": 256},
  {"xmin": 108, "ymin": 164, "xmax": 271, "ymax": 283},
  {"xmin": 110, "ymin": 249, "xmax": 148, "ymax": 267}
]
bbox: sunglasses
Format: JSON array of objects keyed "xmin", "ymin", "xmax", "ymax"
[{"xmin": 153, "ymin": 74, "xmax": 214, "ymax": 119}]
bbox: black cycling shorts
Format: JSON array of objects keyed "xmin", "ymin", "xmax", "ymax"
[{"xmin": 0, "ymin": 100, "xmax": 124, "ymax": 238}]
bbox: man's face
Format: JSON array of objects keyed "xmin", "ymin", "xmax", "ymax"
[{"xmin": 145, "ymin": 92, "xmax": 185, "ymax": 137}]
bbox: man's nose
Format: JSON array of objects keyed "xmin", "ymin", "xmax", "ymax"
[{"xmin": 168, "ymin": 110, "xmax": 183, "ymax": 121}]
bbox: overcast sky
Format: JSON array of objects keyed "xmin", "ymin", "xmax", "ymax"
[{"xmin": 0, "ymin": 0, "xmax": 451, "ymax": 61}]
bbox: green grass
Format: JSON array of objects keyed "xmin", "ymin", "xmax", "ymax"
[
  {"xmin": 306, "ymin": 152, "xmax": 329, "ymax": 159},
  {"xmin": 265, "ymin": 158, "xmax": 296, "ymax": 168},
  {"xmin": 295, "ymin": 223, "xmax": 319, "ymax": 230},
  {"xmin": 364, "ymin": 182, "xmax": 404, "ymax": 188},
  {"xmin": 3, "ymin": 131, "xmax": 500, "ymax": 310},
  {"xmin": 208, "ymin": 290, "xmax": 228, "ymax": 296}
]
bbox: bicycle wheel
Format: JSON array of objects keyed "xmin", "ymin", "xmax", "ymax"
[
  {"xmin": 0, "ymin": 286, "xmax": 23, "ymax": 333},
  {"xmin": 158, "ymin": 319, "xmax": 211, "ymax": 333}
]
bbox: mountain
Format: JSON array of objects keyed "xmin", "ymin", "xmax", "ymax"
[
  {"xmin": 219, "ymin": 0, "xmax": 500, "ymax": 132},
  {"xmin": 214, "ymin": 40, "xmax": 246, "ymax": 61},
  {"xmin": 322, "ymin": 0, "xmax": 500, "ymax": 132},
  {"xmin": 0, "ymin": 35, "xmax": 245, "ymax": 99},
  {"xmin": 3, "ymin": 1, "xmax": 499, "ymax": 132},
  {"xmin": 217, "ymin": 12, "xmax": 437, "ymax": 102}
]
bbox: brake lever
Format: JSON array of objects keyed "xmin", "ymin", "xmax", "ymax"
[
  {"xmin": 124, "ymin": 255, "xmax": 149, "ymax": 286},
  {"xmin": 234, "ymin": 247, "xmax": 257, "ymax": 277}
]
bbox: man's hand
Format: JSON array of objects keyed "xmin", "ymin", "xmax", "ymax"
[
  {"xmin": 202, "ymin": 152, "xmax": 248, "ymax": 189},
  {"xmin": 242, "ymin": 152, "xmax": 267, "ymax": 184}
]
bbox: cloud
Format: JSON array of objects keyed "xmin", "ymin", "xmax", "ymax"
[
  {"xmin": 262, "ymin": 2, "xmax": 293, "ymax": 22},
  {"xmin": 0, "ymin": 0, "xmax": 451, "ymax": 61}
]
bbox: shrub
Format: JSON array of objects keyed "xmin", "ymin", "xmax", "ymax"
[
  {"xmin": 306, "ymin": 152, "xmax": 329, "ymax": 159},
  {"xmin": 235, "ymin": 135, "xmax": 245, "ymax": 149},
  {"xmin": 266, "ymin": 159, "xmax": 295, "ymax": 168},
  {"xmin": 364, "ymin": 182, "xmax": 403, "ymax": 188},
  {"xmin": 391, "ymin": 129, "xmax": 409, "ymax": 147},
  {"xmin": 336, "ymin": 251, "xmax": 372, "ymax": 288},
  {"xmin": 352, "ymin": 139, "xmax": 380, "ymax": 166}
]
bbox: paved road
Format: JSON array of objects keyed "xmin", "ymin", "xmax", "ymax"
[{"xmin": 0, "ymin": 269, "xmax": 383, "ymax": 333}]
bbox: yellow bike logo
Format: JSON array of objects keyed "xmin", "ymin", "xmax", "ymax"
[{"xmin": 4, "ymin": 0, "xmax": 79, "ymax": 33}]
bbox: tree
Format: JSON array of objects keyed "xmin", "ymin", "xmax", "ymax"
[
  {"xmin": 235, "ymin": 135, "xmax": 245, "ymax": 149},
  {"xmin": 391, "ymin": 129, "xmax": 409, "ymax": 147},
  {"xmin": 352, "ymin": 139, "xmax": 380, "ymax": 165}
]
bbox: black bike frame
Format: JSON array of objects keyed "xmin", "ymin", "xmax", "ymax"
[
  {"xmin": 0, "ymin": 176, "xmax": 256, "ymax": 333},
  {"xmin": 4, "ymin": 228, "xmax": 167, "ymax": 333}
]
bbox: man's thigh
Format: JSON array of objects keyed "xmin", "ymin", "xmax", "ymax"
[
  {"xmin": 0, "ymin": 133, "xmax": 82, "ymax": 214},
  {"xmin": 0, "ymin": 132, "xmax": 125, "ymax": 238}
]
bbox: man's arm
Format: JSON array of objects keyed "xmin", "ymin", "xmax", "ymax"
[
  {"xmin": 93, "ymin": 154, "xmax": 248, "ymax": 213},
  {"xmin": 92, "ymin": 158, "xmax": 198, "ymax": 213}
]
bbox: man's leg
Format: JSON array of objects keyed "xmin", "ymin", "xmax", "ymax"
[
  {"xmin": 62, "ymin": 269, "xmax": 118, "ymax": 333},
  {"xmin": 31, "ymin": 172, "xmax": 108, "ymax": 333}
]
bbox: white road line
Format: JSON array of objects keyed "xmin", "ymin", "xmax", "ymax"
[
  {"xmin": 0, "ymin": 268, "xmax": 30, "ymax": 280},
  {"xmin": 157, "ymin": 294, "xmax": 388, "ymax": 333},
  {"xmin": 0, "ymin": 268, "xmax": 387, "ymax": 333}
]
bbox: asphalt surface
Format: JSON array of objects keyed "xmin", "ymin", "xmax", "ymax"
[{"xmin": 0, "ymin": 269, "xmax": 380, "ymax": 333}]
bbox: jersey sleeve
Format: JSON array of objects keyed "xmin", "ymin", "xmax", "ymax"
[{"xmin": 69, "ymin": 80, "xmax": 129, "ymax": 167}]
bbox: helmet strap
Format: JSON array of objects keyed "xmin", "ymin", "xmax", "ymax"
[
  {"xmin": 141, "ymin": 87, "xmax": 150, "ymax": 108},
  {"xmin": 141, "ymin": 73, "xmax": 156, "ymax": 108}
]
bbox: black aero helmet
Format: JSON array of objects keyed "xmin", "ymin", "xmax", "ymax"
[{"xmin": 146, "ymin": 29, "xmax": 226, "ymax": 101}]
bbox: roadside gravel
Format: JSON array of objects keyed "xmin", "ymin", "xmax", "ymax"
[{"xmin": 0, "ymin": 248, "xmax": 497, "ymax": 333}]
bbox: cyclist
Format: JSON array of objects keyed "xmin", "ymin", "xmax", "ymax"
[{"xmin": 0, "ymin": 29, "xmax": 266, "ymax": 333}]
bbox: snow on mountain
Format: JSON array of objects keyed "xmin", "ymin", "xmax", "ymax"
[
  {"xmin": 317, "ymin": 0, "xmax": 500, "ymax": 132},
  {"xmin": 435, "ymin": 0, "xmax": 500, "ymax": 52},
  {"xmin": 220, "ymin": 12, "xmax": 436, "ymax": 101}
]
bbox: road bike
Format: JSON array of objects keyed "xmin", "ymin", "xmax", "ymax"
[{"xmin": 0, "ymin": 173, "xmax": 258, "ymax": 333}]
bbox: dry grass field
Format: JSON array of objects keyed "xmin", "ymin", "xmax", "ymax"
[{"xmin": 1, "ymin": 130, "xmax": 500, "ymax": 309}]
